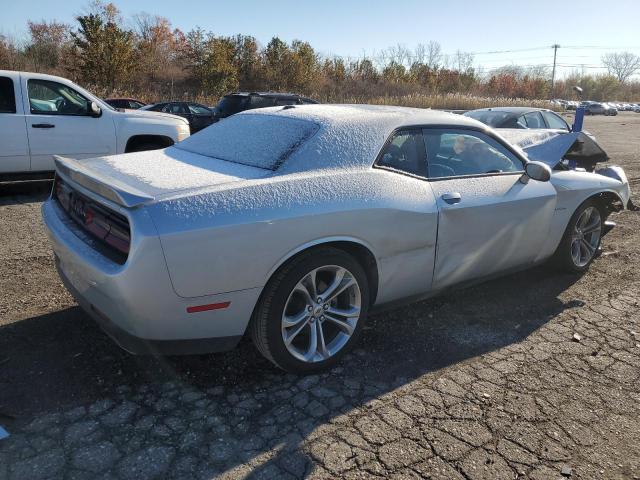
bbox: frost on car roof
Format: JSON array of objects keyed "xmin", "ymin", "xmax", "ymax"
[
  {"xmin": 228, "ymin": 104, "xmax": 482, "ymax": 173},
  {"xmin": 174, "ymin": 113, "xmax": 320, "ymax": 170}
]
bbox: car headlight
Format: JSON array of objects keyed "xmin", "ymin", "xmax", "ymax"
[{"xmin": 177, "ymin": 123, "xmax": 190, "ymax": 141}]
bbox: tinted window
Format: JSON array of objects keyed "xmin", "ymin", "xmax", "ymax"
[
  {"xmin": 274, "ymin": 98, "xmax": 297, "ymax": 106},
  {"xmin": 188, "ymin": 104, "xmax": 211, "ymax": 115},
  {"xmin": 377, "ymin": 130, "xmax": 426, "ymax": 176},
  {"xmin": 464, "ymin": 110, "xmax": 515, "ymax": 128},
  {"xmin": 249, "ymin": 96, "xmax": 275, "ymax": 109},
  {"xmin": 516, "ymin": 116, "xmax": 528, "ymax": 128},
  {"xmin": 0, "ymin": 76, "xmax": 16, "ymax": 113},
  {"xmin": 28, "ymin": 79, "xmax": 89, "ymax": 115},
  {"xmin": 523, "ymin": 112, "xmax": 545, "ymax": 129},
  {"xmin": 542, "ymin": 111, "xmax": 569, "ymax": 130},
  {"xmin": 423, "ymin": 129, "xmax": 523, "ymax": 178},
  {"xmin": 148, "ymin": 103, "xmax": 166, "ymax": 111},
  {"xmin": 128, "ymin": 100, "xmax": 145, "ymax": 109},
  {"xmin": 217, "ymin": 95, "xmax": 249, "ymax": 115},
  {"xmin": 165, "ymin": 103, "xmax": 188, "ymax": 114}
]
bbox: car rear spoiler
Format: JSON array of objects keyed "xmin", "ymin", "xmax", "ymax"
[{"xmin": 54, "ymin": 156, "xmax": 155, "ymax": 208}]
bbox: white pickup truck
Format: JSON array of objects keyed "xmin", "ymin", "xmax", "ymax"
[{"xmin": 0, "ymin": 70, "xmax": 191, "ymax": 179}]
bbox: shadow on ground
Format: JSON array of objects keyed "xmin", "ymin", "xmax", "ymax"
[{"xmin": 0, "ymin": 264, "xmax": 583, "ymax": 479}]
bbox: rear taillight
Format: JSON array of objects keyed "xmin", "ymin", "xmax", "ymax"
[{"xmin": 54, "ymin": 177, "xmax": 131, "ymax": 263}]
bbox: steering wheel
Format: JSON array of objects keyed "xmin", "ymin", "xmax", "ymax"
[{"xmin": 429, "ymin": 163, "xmax": 456, "ymax": 178}]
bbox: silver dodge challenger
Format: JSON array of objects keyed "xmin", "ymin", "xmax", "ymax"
[{"xmin": 42, "ymin": 105, "xmax": 631, "ymax": 373}]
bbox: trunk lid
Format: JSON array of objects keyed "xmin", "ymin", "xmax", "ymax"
[{"xmin": 54, "ymin": 146, "xmax": 270, "ymax": 208}]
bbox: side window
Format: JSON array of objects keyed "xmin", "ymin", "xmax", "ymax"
[
  {"xmin": 377, "ymin": 130, "xmax": 426, "ymax": 177},
  {"xmin": 423, "ymin": 129, "xmax": 523, "ymax": 179},
  {"xmin": 249, "ymin": 96, "xmax": 275, "ymax": 109},
  {"xmin": 516, "ymin": 116, "xmax": 528, "ymax": 129},
  {"xmin": 542, "ymin": 111, "xmax": 569, "ymax": 131},
  {"xmin": 129, "ymin": 101, "xmax": 145, "ymax": 109},
  {"xmin": 165, "ymin": 103, "xmax": 188, "ymax": 114},
  {"xmin": 275, "ymin": 98, "xmax": 297, "ymax": 106},
  {"xmin": 28, "ymin": 79, "xmax": 89, "ymax": 115},
  {"xmin": 523, "ymin": 111, "xmax": 545, "ymax": 129},
  {"xmin": 0, "ymin": 76, "xmax": 16, "ymax": 113},
  {"xmin": 188, "ymin": 104, "xmax": 211, "ymax": 115}
]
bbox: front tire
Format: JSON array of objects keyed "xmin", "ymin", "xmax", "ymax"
[
  {"xmin": 552, "ymin": 199, "xmax": 604, "ymax": 272},
  {"xmin": 250, "ymin": 247, "xmax": 369, "ymax": 373}
]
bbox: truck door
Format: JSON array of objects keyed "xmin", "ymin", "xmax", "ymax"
[
  {"xmin": 22, "ymin": 76, "xmax": 116, "ymax": 171},
  {"xmin": 0, "ymin": 74, "xmax": 30, "ymax": 173}
]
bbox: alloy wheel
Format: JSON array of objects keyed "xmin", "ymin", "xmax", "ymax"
[
  {"xmin": 281, "ymin": 265, "xmax": 361, "ymax": 363},
  {"xmin": 570, "ymin": 206, "xmax": 602, "ymax": 267}
]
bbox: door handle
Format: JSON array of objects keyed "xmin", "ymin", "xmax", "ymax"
[
  {"xmin": 441, "ymin": 192, "xmax": 462, "ymax": 205},
  {"xmin": 32, "ymin": 123, "xmax": 55, "ymax": 129}
]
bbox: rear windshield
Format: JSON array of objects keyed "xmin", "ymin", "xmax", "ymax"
[
  {"xmin": 464, "ymin": 110, "xmax": 515, "ymax": 128},
  {"xmin": 174, "ymin": 113, "xmax": 319, "ymax": 170}
]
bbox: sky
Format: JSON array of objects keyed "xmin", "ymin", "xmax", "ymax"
[{"xmin": 3, "ymin": 0, "xmax": 640, "ymax": 78}]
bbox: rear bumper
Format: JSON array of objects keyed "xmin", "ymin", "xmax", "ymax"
[
  {"xmin": 56, "ymin": 258, "xmax": 241, "ymax": 355},
  {"xmin": 42, "ymin": 198, "xmax": 261, "ymax": 354}
]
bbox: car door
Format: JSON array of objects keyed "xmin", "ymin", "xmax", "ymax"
[
  {"xmin": 423, "ymin": 127, "xmax": 557, "ymax": 290},
  {"xmin": 163, "ymin": 102, "xmax": 191, "ymax": 130},
  {"xmin": 187, "ymin": 103, "xmax": 214, "ymax": 132},
  {"xmin": 23, "ymin": 77, "xmax": 116, "ymax": 171},
  {"xmin": 373, "ymin": 129, "xmax": 439, "ymax": 301},
  {"xmin": 0, "ymin": 74, "xmax": 30, "ymax": 173}
]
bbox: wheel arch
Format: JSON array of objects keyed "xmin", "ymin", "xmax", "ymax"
[
  {"xmin": 125, "ymin": 135, "xmax": 174, "ymax": 152},
  {"xmin": 264, "ymin": 237, "xmax": 380, "ymax": 306}
]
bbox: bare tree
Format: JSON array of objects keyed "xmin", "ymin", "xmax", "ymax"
[
  {"xmin": 602, "ymin": 52, "xmax": 640, "ymax": 84},
  {"xmin": 425, "ymin": 41, "xmax": 442, "ymax": 69}
]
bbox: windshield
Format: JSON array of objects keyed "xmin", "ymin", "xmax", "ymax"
[
  {"xmin": 217, "ymin": 95, "xmax": 249, "ymax": 116},
  {"xmin": 174, "ymin": 113, "xmax": 319, "ymax": 170},
  {"xmin": 464, "ymin": 110, "xmax": 515, "ymax": 127}
]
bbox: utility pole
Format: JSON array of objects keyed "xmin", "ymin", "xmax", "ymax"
[{"xmin": 550, "ymin": 44, "xmax": 560, "ymax": 98}]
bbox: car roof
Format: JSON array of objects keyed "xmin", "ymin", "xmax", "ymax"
[
  {"xmin": 468, "ymin": 107, "xmax": 552, "ymax": 115},
  {"xmin": 225, "ymin": 91, "xmax": 309, "ymax": 99},
  {"xmin": 233, "ymin": 104, "xmax": 488, "ymax": 174}
]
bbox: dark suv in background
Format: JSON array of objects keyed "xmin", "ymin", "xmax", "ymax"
[{"xmin": 213, "ymin": 92, "xmax": 318, "ymax": 120}]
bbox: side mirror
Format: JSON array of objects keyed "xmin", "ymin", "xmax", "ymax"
[
  {"xmin": 89, "ymin": 101, "xmax": 102, "ymax": 118},
  {"xmin": 524, "ymin": 161, "xmax": 551, "ymax": 182}
]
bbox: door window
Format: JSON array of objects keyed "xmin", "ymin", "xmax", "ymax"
[
  {"xmin": 376, "ymin": 130, "xmax": 426, "ymax": 176},
  {"xmin": 542, "ymin": 111, "xmax": 569, "ymax": 130},
  {"xmin": 523, "ymin": 111, "xmax": 545, "ymax": 129},
  {"xmin": 28, "ymin": 79, "xmax": 89, "ymax": 115},
  {"xmin": 188, "ymin": 104, "xmax": 211, "ymax": 115},
  {"xmin": 165, "ymin": 103, "xmax": 188, "ymax": 114},
  {"xmin": 0, "ymin": 77, "xmax": 16, "ymax": 113},
  {"xmin": 423, "ymin": 129, "xmax": 523, "ymax": 178}
]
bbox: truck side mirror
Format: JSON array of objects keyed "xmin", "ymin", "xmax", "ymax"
[{"xmin": 89, "ymin": 101, "xmax": 102, "ymax": 118}]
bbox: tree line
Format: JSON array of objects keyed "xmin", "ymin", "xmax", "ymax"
[{"xmin": 1, "ymin": 2, "xmax": 639, "ymax": 106}]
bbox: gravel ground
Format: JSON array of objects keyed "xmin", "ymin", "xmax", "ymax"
[{"xmin": 0, "ymin": 113, "xmax": 639, "ymax": 479}]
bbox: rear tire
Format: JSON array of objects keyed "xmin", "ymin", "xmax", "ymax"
[
  {"xmin": 552, "ymin": 199, "xmax": 604, "ymax": 273},
  {"xmin": 250, "ymin": 247, "xmax": 369, "ymax": 374}
]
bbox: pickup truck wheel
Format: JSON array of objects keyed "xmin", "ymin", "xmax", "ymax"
[
  {"xmin": 129, "ymin": 142, "xmax": 163, "ymax": 152},
  {"xmin": 552, "ymin": 199, "xmax": 604, "ymax": 273},
  {"xmin": 250, "ymin": 247, "xmax": 369, "ymax": 373}
]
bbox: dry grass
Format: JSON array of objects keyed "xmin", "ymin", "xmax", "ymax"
[{"xmin": 335, "ymin": 92, "xmax": 556, "ymax": 111}]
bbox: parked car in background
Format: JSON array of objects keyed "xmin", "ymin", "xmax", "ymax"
[
  {"xmin": 105, "ymin": 97, "xmax": 146, "ymax": 110},
  {"xmin": 463, "ymin": 107, "xmax": 571, "ymax": 131},
  {"xmin": 581, "ymin": 101, "xmax": 609, "ymax": 115},
  {"xmin": 43, "ymin": 104, "xmax": 630, "ymax": 373},
  {"xmin": 140, "ymin": 101, "xmax": 215, "ymax": 133},
  {"xmin": 603, "ymin": 103, "xmax": 618, "ymax": 116},
  {"xmin": 0, "ymin": 70, "xmax": 190, "ymax": 179},
  {"xmin": 213, "ymin": 92, "xmax": 318, "ymax": 121}
]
